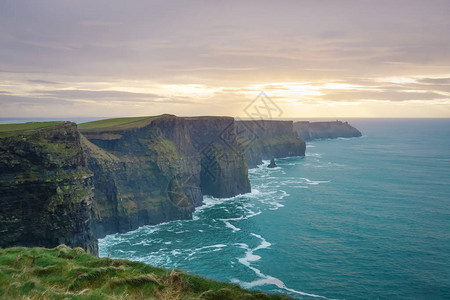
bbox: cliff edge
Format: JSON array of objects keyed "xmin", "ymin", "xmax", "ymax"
[{"xmin": 0, "ymin": 122, "xmax": 98, "ymax": 255}]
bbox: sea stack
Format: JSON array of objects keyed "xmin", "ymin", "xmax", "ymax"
[{"xmin": 268, "ymin": 158, "xmax": 277, "ymax": 168}]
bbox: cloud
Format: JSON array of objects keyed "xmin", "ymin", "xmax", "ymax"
[
  {"xmin": 417, "ymin": 77, "xmax": 450, "ymax": 85},
  {"xmin": 28, "ymin": 79, "xmax": 60, "ymax": 85},
  {"xmin": 1, "ymin": 88, "xmax": 196, "ymax": 107},
  {"xmin": 0, "ymin": 94, "xmax": 76, "ymax": 106},
  {"xmin": 323, "ymin": 90, "xmax": 447, "ymax": 102},
  {"xmin": 32, "ymin": 89, "xmax": 164, "ymax": 101},
  {"xmin": 0, "ymin": 1, "xmax": 449, "ymax": 117}
]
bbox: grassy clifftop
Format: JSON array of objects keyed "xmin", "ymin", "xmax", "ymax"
[
  {"xmin": 0, "ymin": 121, "xmax": 63, "ymax": 132},
  {"xmin": 0, "ymin": 246, "xmax": 291, "ymax": 300},
  {"xmin": 78, "ymin": 115, "xmax": 170, "ymax": 132},
  {"xmin": 0, "ymin": 122, "xmax": 64, "ymax": 137}
]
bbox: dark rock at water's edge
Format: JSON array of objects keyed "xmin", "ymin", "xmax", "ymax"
[
  {"xmin": 268, "ymin": 158, "xmax": 277, "ymax": 168},
  {"xmin": 0, "ymin": 115, "xmax": 306, "ymax": 252},
  {"xmin": 0, "ymin": 122, "xmax": 98, "ymax": 255},
  {"xmin": 294, "ymin": 120, "xmax": 362, "ymax": 141}
]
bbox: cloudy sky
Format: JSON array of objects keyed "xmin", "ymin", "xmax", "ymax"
[{"xmin": 1, "ymin": 0, "xmax": 449, "ymax": 118}]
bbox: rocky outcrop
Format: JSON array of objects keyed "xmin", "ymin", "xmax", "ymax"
[
  {"xmin": 268, "ymin": 158, "xmax": 277, "ymax": 168},
  {"xmin": 294, "ymin": 121, "xmax": 362, "ymax": 141},
  {"xmin": 236, "ymin": 120, "xmax": 306, "ymax": 168},
  {"xmin": 0, "ymin": 122, "xmax": 98, "ymax": 255},
  {"xmin": 81, "ymin": 115, "xmax": 250, "ymax": 238}
]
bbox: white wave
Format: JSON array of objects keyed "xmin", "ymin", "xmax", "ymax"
[
  {"xmin": 116, "ymin": 249, "xmax": 134, "ymax": 254},
  {"xmin": 299, "ymin": 177, "xmax": 330, "ymax": 185},
  {"xmin": 246, "ymin": 210, "xmax": 262, "ymax": 219},
  {"xmin": 326, "ymin": 162, "xmax": 346, "ymax": 167},
  {"xmin": 185, "ymin": 244, "xmax": 227, "ymax": 260},
  {"xmin": 307, "ymin": 152, "xmax": 322, "ymax": 157},
  {"xmin": 336, "ymin": 137, "xmax": 352, "ymax": 141},
  {"xmin": 235, "ymin": 233, "xmax": 270, "ymax": 272},
  {"xmin": 223, "ymin": 221, "xmax": 241, "ymax": 232},
  {"xmin": 234, "ymin": 233, "xmax": 328, "ymax": 299},
  {"xmin": 219, "ymin": 207, "xmax": 262, "ymax": 228},
  {"xmin": 306, "ymin": 144, "xmax": 316, "ymax": 148},
  {"xmin": 251, "ymin": 233, "xmax": 271, "ymax": 250},
  {"xmin": 285, "ymin": 162, "xmax": 300, "ymax": 166},
  {"xmin": 249, "ymin": 189, "xmax": 288, "ymax": 211},
  {"xmin": 132, "ymin": 240, "xmax": 153, "ymax": 246},
  {"xmin": 195, "ymin": 188, "xmax": 265, "ymax": 216},
  {"xmin": 235, "ymin": 277, "xmax": 327, "ymax": 298},
  {"xmin": 268, "ymin": 166, "xmax": 282, "ymax": 170},
  {"xmin": 268, "ymin": 202, "xmax": 285, "ymax": 210},
  {"xmin": 134, "ymin": 251, "xmax": 174, "ymax": 266}
]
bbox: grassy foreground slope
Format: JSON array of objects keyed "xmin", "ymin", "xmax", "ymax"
[{"xmin": 0, "ymin": 246, "xmax": 292, "ymax": 300}]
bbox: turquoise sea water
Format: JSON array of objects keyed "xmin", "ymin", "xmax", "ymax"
[{"xmin": 95, "ymin": 119, "xmax": 449, "ymax": 299}]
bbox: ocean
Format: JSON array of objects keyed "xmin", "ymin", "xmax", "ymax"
[{"xmin": 22, "ymin": 118, "xmax": 449, "ymax": 299}]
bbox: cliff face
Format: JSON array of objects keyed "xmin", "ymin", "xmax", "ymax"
[
  {"xmin": 185, "ymin": 117, "xmax": 250, "ymax": 198},
  {"xmin": 294, "ymin": 121, "xmax": 362, "ymax": 141},
  {"xmin": 0, "ymin": 122, "xmax": 98, "ymax": 255},
  {"xmin": 0, "ymin": 116, "xmax": 306, "ymax": 247},
  {"xmin": 81, "ymin": 115, "xmax": 250, "ymax": 238},
  {"xmin": 236, "ymin": 120, "xmax": 306, "ymax": 167}
]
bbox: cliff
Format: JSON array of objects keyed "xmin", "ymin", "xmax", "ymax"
[
  {"xmin": 185, "ymin": 117, "xmax": 250, "ymax": 197},
  {"xmin": 0, "ymin": 122, "xmax": 98, "ymax": 255},
  {"xmin": 0, "ymin": 246, "xmax": 292, "ymax": 299},
  {"xmin": 0, "ymin": 116, "xmax": 305, "ymax": 250},
  {"xmin": 80, "ymin": 115, "xmax": 250, "ymax": 238},
  {"xmin": 294, "ymin": 120, "xmax": 362, "ymax": 141},
  {"xmin": 236, "ymin": 120, "xmax": 306, "ymax": 168}
]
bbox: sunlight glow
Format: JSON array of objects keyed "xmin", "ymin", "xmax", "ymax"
[
  {"xmin": 375, "ymin": 77, "xmax": 418, "ymax": 84},
  {"xmin": 241, "ymin": 82, "xmax": 363, "ymax": 101}
]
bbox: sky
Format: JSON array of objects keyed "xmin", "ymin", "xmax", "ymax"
[{"xmin": 1, "ymin": 0, "xmax": 450, "ymax": 118}]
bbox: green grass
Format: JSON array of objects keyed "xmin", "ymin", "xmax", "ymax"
[
  {"xmin": 0, "ymin": 122, "xmax": 63, "ymax": 133},
  {"xmin": 78, "ymin": 115, "xmax": 169, "ymax": 131},
  {"xmin": 0, "ymin": 246, "xmax": 292, "ymax": 300}
]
